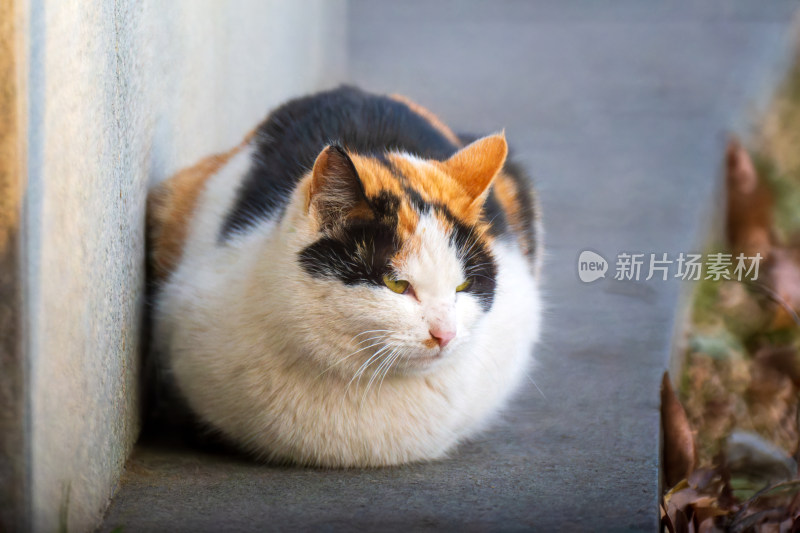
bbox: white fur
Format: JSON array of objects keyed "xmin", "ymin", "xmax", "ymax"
[{"xmin": 155, "ymin": 146, "xmax": 542, "ymax": 467}]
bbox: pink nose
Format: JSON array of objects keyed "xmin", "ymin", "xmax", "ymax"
[{"xmin": 429, "ymin": 328, "xmax": 456, "ymax": 348}]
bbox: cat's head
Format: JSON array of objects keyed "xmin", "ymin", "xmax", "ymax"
[{"xmin": 296, "ymin": 134, "xmax": 507, "ymax": 375}]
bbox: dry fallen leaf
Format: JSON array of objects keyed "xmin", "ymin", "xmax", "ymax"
[
  {"xmin": 674, "ymin": 506, "xmax": 690, "ymax": 533},
  {"xmin": 663, "ymin": 501, "xmax": 676, "ymax": 533},
  {"xmin": 765, "ymin": 248, "xmax": 800, "ymax": 330},
  {"xmin": 697, "ymin": 517, "xmax": 724, "ymax": 533},
  {"xmin": 726, "ymin": 137, "xmax": 774, "ymax": 259},
  {"xmin": 666, "ymin": 486, "xmax": 728, "ymax": 532},
  {"xmin": 663, "ymin": 372, "xmax": 698, "ymax": 488},
  {"xmin": 756, "ymin": 346, "xmax": 800, "ymax": 390}
]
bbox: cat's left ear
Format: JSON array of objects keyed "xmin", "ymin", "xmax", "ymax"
[
  {"xmin": 441, "ymin": 133, "xmax": 508, "ymax": 208},
  {"xmin": 307, "ymin": 145, "xmax": 370, "ymax": 232}
]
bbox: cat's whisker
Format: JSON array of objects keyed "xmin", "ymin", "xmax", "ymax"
[
  {"xmin": 351, "ymin": 352, "xmax": 389, "ymax": 405},
  {"xmin": 465, "ymin": 262, "xmax": 493, "ymax": 272},
  {"xmin": 358, "ymin": 351, "xmax": 394, "ymax": 410},
  {"xmin": 475, "ymin": 214, "xmax": 500, "ymax": 237},
  {"xmin": 376, "ymin": 346, "xmax": 406, "ymax": 396},
  {"xmin": 360, "ymin": 345, "xmax": 398, "ymax": 403},
  {"xmin": 314, "ymin": 337, "xmax": 388, "ymax": 379},
  {"xmin": 346, "ymin": 343, "xmax": 394, "ymax": 395},
  {"xmin": 349, "ymin": 329, "xmax": 392, "ymax": 342},
  {"xmin": 457, "ymin": 216, "xmax": 497, "ymax": 262},
  {"xmin": 347, "ymin": 339, "xmax": 390, "ymax": 364},
  {"xmin": 351, "ymin": 335, "xmax": 391, "ymax": 348},
  {"xmin": 459, "ymin": 236, "xmax": 481, "ymax": 262},
  {"xmin": 454, "ymin": 232, "xmax": 478, "ymax": 263},
  {"xmin": 373, "ymin": 345, "xmax": 401, "ymax": 387},
  {"xmin": 464, "ymin": 249, "xmax": 490, "ymax": 264},
  {"xmin": 463, "ymin": 219, "xmax": 498, "ymax": 251},
  {"xmin": 465, "ymin": 274, "xmax": 495, "ymax": 282},
  {"xmin": 458, "ymin": 226, "xmax": 479, "ymax": 258},
  {"xmin": 524, "ymin": 369, "xmax": 547, "ymax": 401}
]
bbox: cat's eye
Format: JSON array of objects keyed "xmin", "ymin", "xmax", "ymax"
[
  {"xmin": 383, "ymin": 274, "xmax": 410, "ymax": 294},
  {"xmin": 456, "ymin": 278, "xmax": 472, "ymax": 292}
]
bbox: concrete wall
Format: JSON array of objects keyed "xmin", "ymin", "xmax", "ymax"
[{"xmin": 20, "ymin": 1, "xmax": 346, "ymax": 531}]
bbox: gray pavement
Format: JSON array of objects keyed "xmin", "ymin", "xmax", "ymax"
[{"xmin": 101, "ymin": 2, "xmax": 799, "ymax": 531}]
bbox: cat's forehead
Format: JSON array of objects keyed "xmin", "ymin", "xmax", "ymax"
[
  {"xmin": 348, "ymin": 151, "xmax": 489, "ymax": 243},
  {"xmin": 351, "ymin": 152, "xmax": 473, "ymax": 210}
]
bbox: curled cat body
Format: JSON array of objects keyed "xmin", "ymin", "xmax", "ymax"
[{"xmin": 148, "ymin": 86, "xmax": 542, "ymax": 467}]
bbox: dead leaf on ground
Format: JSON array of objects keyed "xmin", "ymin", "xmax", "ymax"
[
  {"xmin": 765, "ymin": 248, "xmax": 800, "ymax": 330},
  {"xmin": 663, "ymin": 372, "xmax": 698, "ymax": 488},
  {"xmin": 726, "ymin": 137, "xmax": 774, "ymax": 259},
  {"xmin": 756, "ymin": 346, "xmax": 800, "ymax": 389},
  {"xmin": 663, "ymin": 478, "xmax": 729, "ymax": 532}
]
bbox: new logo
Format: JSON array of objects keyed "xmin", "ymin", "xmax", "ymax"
[{"xmin": 578, "ymin": 250, "xmax": 608, "ymax": 283}]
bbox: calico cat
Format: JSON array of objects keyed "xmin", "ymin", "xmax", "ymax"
[{"xmin": 148, "ymin": 86, "xmax": 542, "ymax": 467}]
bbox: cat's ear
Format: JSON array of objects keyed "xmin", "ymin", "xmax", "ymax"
[
  {"xmin": 441, "ymin": 133, "xmax": 507, "ymax": 207},
  {"xmin": 307, "ymin": 145, "xmax": 370, "ymax": 231}
]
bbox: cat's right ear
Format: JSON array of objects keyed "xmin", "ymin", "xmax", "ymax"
[{"xmin": 307, "ymin": 145, "xmax": 370, "ymax": 232}]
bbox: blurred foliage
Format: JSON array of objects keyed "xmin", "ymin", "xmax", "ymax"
[{"xmin": 663, "ymin": 53, "xmax": 800, "ymax": 532}]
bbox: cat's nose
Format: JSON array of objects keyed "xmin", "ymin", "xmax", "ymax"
[{"xmin": 429, "ymin": 327, "xmax": 456, "ymax": 348}]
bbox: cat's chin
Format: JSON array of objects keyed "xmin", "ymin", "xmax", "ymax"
[{"xmin": 393, "ymin": 348, "xmax": 453, "ymax": 374}]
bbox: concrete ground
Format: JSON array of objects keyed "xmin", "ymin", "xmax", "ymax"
[{"xmin": 101, "ymin": 2, "xmax": 799, "ymax": 531}]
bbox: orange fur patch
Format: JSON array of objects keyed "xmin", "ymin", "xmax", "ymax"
[
  {"xmin": 385, "ymin": 154, "xmax": 471, "ymax": 217},
  {"xmin": 423, "ymin": 338, "xmax": 439, "ymax": 349},
  {"xmin": 148, "ymin": 139, "xmax": 248, "ymax": 281},
  {"xmin": 437, "ymin": 134, "xmax": 507, "ymax": 208},
  {"xmin": 348, "ymin": 154, "xmax": 421, "ymax": 241},
  {"xmin": 348, "ymin": 155, "xmax": 404, "ymax": 198},
  {"xmin": 384, "ymin": 135, "xmax": 508, "ymax": 227},
  {"xmin": 389, "ymin": 94, "xmax": 462, "ymax": 147}
]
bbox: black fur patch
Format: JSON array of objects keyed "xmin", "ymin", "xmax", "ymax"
[
  {"xmin": 481, "ymin": 190, "xmax": 509, "ymax": 239},
  {"xmin": 298, "ymin": 221, "xmax": 399, "ymax": 287},
  {"xmin": 299, "ymin": 187, "xmax": 403, "ymax": 287},
  {"xmin": 369, "ymin": 190, "xmax": 401, "ymax": 227},
  {"xmin": 501, "ymin": 158, "xmax": 537, "ymax": 257},
  {"xmin": 441, "ymin": 211, "xmax": 498, "ymax": 311}
]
